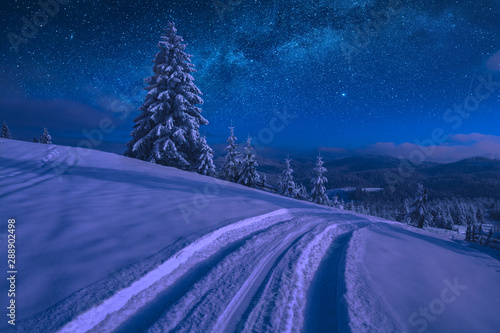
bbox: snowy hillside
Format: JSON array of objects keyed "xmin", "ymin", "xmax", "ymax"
[{"xmin": 1, "ymin": 139, "xmax": 499, "ymax": 333}]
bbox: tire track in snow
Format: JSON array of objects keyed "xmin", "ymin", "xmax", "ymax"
[
  {"xmin": 302, "ymin": 226, "xmax": 365, "ymax": 333},
  {"xmin": 239, "ymin": 223, "xmax": 335, "ymax": 333},
  {"xmin": 111, "ymin": 219, "xmax": 293, "ymax": 333},
  {"xmin": 211, "ymin": 219, "xmax": 320, "ymax": 333},
  {"xmin": 57, "ymin": 209, "xmax": 295, "ymax": 333},
  {"xmin": 146, "ymin": 216, "xmax": 321, "ymax": 333},
  {"xmin": 241, "ymin": 221, "xmax": 370, "ymax": 333}
]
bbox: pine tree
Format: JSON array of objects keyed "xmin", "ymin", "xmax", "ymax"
[
  {"xmin": 411, "ymin": 183, "xmax": 428, "ymax": 228},
  {"xmin": 125, "ymin": 22, "xmax": 210, "ymax": 171},
  {"xmin": 237, "ymin": 137, "xmax": 260, "ymax": 187},
  {"xmin": 33, "ymin": 137, "xmax": 39, "ymax": 143},
  {"xmin": 398, "ymin": 199, "xmax": 411, "ymax": 223},
  {"xmin": 297, "ymin": 183, "xmax": 309, "ymax": 200},
  {"xmin": 39, "ymin": 128, "xmax": 52, "ymax": 144},
  {"xmin": 310, "ymin": 154, "xmax": 329, "ymax": 205},
  {"xmin": 220, "ymin": 126, "xmax": 240, "ymax": 182},
  {"xmin": 1, "ymin": 121, "xmax": 12, "ymax": 139},
  {"xmin": 196, "ymin": 136, "xmax": 216, "ymax": 176},
  {"xmin": 278, "ymin": 156, "xmax": 298, "ymax": 198},
  {"xmin": 443, "ymin": 208, "xmax": 454, "ymax": 229},
  {"xmin": 330, "ymin": 195, "xmax": 340, "ymax": 208}
]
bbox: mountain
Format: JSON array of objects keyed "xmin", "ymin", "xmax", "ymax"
[
  {"xmin": 231, "ymin": 152, "xmax": 500, "ymax": 199},
  {"xmin": 422, "ymin": 157, "xmax": 500, "ymax": 176}
]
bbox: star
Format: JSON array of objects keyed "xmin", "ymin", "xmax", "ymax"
[{"xmin": 0, "ymin": 0, "xmax": 498, "ymax": 152}]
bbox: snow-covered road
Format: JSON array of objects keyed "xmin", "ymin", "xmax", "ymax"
[{"xmin": 55, "ymin": 210, "xmax": 369, "ymax": 333}]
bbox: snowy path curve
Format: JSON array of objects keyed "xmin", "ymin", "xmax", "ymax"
[{"xmin": 53, "ymin": 209, "xmax": 370, "ymax": 333}]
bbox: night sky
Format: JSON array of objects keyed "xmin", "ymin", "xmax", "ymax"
[{"xmin": 1, "ymin": 0, "xmax": 499, "ymax": 161}]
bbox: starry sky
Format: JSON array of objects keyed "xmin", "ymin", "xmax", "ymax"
[{"xmin": 1, "ymin": 0, "xmax": 499, "ymax": 161}]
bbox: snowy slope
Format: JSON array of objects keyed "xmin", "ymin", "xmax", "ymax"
[{"xmin": 1, "ymin": 139, "xmax": 499, "ymax": 333}]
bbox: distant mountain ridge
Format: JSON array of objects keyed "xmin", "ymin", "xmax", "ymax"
[{"xmin": 215, "ymin": 152, "xmax": 500, "ymax": 199}]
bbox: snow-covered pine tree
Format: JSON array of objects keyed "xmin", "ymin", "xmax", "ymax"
[
  {"xmin": 278, "ymin": 155, "xmax": 298, "ymax": 198},
  {"xmin": 197, "ymin": 135, "xmax": 216, "ymax": 176},
  {"xmin": 237, "ymin": 137, "xmax": 260, "ymax": 187},
  {"xmin": 297, "ymin": 183, "xmax": 308, "ymax": 200},
  {"xmin": 411, "ymin": 183, "xmax": 428, "ymax": 228},
  {"xmin": 398, "ymin": 198, "xmax": 411, "ymax": 223},
  {"xmin": 442, "ymin": 208, "xmax": 454, "ymax": 229},
  {"xmin": 125, "ymin": 22, "xmax": 210, "ymax": 171},
  {"xmin": 329, "ymin": 195, "xmax": 339, "ymax": 208},
  {"xmin": 219, "ymin": 125, "xmax": 240, "ymax": 182},
  {"xmin": 310, "ymin": 154, "xmax": 329, "ymax": 205},
  {"xmin": 1, "ymin": 121, "xmax": 12, "ymax": 139},
  {"xmin": 39, "ymin": 128, "xmax": 52, "ymax": 144}
]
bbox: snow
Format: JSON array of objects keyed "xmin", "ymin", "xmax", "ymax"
[
  {"xmin": 1, "ymin": 138, "xmax": 499, "ymax": 332},
  {"xmin": 59, "ymin": 209, "xmax": 294, "ymax": 333},
  {"xmin": 346, "ymin": 221, "xmax": 500, "ymax": 333}
]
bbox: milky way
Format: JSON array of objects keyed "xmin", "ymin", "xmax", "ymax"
[{"xmin": 0, "ymin": 0, "xmax": 499, "ymax": 153}]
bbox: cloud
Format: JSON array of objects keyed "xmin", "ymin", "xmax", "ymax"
[
  {"xmin": 487, "ymin": 50, "xmax": 500, "ymax": 72},
  {"xmin": 320, "ymin": 133, "xmax": 500, "ymax": 163},
  {"xmin": 0, "ymin": 99, "xmax": 110, "ymax": 130},
  {"xmin": 0, "ymin": 99, "xmax": 133, "ymax": 154}
]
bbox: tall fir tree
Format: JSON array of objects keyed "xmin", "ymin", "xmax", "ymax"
[
  {"xmin": 125, "ymin": 22, "xmax": 211, "ymax": 172},
  {"xmin": 1, "ymin": 121, "xmax": 12, "ymax": 139},
  {"xmin": 278, "ymin": 155, "xmax": 298, "ymax": 198},
  {"xmin": 310, "ymin": 154, "xmax": 329, "ymax": 205},
  {"xmin": 197, "ymin": 135, "xmax": 216, "ymax": 176},
  {"xmin": 39, "ymin": 128, "xmax": 52, "ymax": 144},
  {"xmin": 220, "ymin": 125, "xmax": 240, "ymax": 182},
  {"xmin": 238, "ymin": 137, "xmax": 260, "ymax": 187}
]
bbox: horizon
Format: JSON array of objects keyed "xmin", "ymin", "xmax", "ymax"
[{"xmin": 2, "ymin": 133, "xmax": 500, "ymax": 165}]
